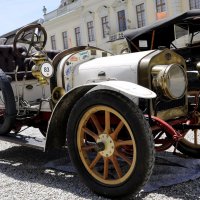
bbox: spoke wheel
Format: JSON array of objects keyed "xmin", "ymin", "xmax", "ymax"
[
  {"xmin": 176, "ymin": 129, "xmax": 200, "ymax": 158},
  {"xmin": 78, "ymin": 105, "xmax": 136, "ymax": 185},
  {"xmin": 67, "ymin": 90, "xmax": 155, "ymax": 198}
]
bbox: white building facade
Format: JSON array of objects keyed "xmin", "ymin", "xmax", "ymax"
[{"xmin": 43, "ymin": 0, "xmax": 200, "ymax": 54}]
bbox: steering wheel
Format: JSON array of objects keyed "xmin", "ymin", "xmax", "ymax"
[{"xmin": 13, "ymin": 24, "xmax": 47, "ymax": 57}]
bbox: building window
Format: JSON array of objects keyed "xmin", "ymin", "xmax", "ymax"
[
  {"xmin": 101, "ymin": 16, "xmax": 109, "ymax": 38},
  {"xmin": 62, "ymin": 31, "xmax": 68, "ymax": 49},
  {"xmin": 75, "ymin": 27, "xmax": 81, "ymax": 46},
  {"xmin": 118, "ymin": 10, "xmax": 127, "ymax": 32},
  {"xmin": 51, "ymin": 35, "xmax": 56, "ymax": 50},
  {"xmin": 136, "ymin": 3, "xmax": 145, "ymax": 28},
  {"xmin": 189, "ymin": 0, "xmax": 200, "ymax": 9},
  {"xmin": 156, "ymin": 0, "xmax": 167, "ymax": 19},
  {"xmin": 156, "ymin": 0, "xmax": 166, "ymax": 12},
  {"xmin": 87, "ymin": 21, "xmax": 95, "ymax": 42}
]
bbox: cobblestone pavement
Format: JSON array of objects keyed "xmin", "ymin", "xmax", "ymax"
[{"xmin": 0, "ymin": 130, "xmax": 199, "ymax": 200}]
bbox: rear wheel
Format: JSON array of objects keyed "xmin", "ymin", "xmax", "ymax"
[
  {"xmin": 0, "ymin": 70, "xmax": 16, "ymax": 134},
  {"xmin": 67, "ymin": 90, "xmax": 155, "ymax": 198}
]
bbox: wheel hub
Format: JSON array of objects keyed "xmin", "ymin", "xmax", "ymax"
[
  {"xmin": 97, "ymin": 134, "xmax": 115, "ymax": 157},
  {"xmin": 95, "ymin": 142, "xmax": 105, "ymax": 152}
]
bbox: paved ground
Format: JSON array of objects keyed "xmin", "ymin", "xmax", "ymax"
[{"xmin": 0, "ymin": 130, "xmax": 199, "ymax": 200}]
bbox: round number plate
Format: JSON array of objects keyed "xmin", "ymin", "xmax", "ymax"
[{"xmin": 41, "ymin": 62, "xmax": 54, "ymax": 78}]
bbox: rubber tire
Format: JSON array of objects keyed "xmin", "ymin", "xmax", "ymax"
[
  {"xmin": 39, "ymin": 123, "xmax": 47, "ymax": 137},
  {"xmin": 67, "ymin": 90, "xmax": 155, "ymax": 198},
  {"xmin": 0, "ymin": 69, "xmax": 16, "ymax": 135},
  {"xmin": 176, "ymin": 136, "xmax": 200, "ymax": 158}
]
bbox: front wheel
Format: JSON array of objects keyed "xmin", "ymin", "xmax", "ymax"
[{"xmin": 67, "ymin": 90, "xmax": 155, "ymax": 198}]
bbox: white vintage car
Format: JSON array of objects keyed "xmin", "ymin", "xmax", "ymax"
[{"xmin": 0, "ymin": 24, "xmax": 199, "ymax": 198}]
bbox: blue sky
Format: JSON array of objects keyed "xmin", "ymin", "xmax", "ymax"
[{"xmin": 0, "ymin": 0, "xmax": 60, "ymax": 36}]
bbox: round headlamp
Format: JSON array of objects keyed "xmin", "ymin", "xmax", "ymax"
[{"xmin": 152, "ymin": 64, "xmax": 187, "ymax": 100}]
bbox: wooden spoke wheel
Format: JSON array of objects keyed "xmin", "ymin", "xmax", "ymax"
[
  {"xmin": 176, "ymin": 128, "xmax": 200, "ymax": 158},
  {"xmin": 67, "ymin": 90, "xmax": 155, "ymax": 198},
  {"xmin": 77, "ymin": 105, "xmax": 136, "ymax": 185}
]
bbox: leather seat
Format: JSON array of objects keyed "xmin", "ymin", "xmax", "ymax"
[
  {"xmin": 0, "ymin": 45, "xmax": 24, "ymax": 73},
  {"xmin": 0, "ymin": 45, "xmax": 59, "ymax": 81}
]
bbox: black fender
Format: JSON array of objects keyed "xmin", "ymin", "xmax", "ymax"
[{"xmin": 45, "ymin": 85, "xmax": 95, "ymax": 151}]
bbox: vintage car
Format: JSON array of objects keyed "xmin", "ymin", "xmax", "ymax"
[
  {"xmin": 125, "ymin": 10, "xmax": 200, "ymax": 90},
  {"xmin": 0, "ymin": 23, "xmax": 199, "ymax": 198}
]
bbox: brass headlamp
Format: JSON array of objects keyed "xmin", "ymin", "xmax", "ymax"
[{"xmin": 152, "ymin": 64, "xmax": 187, "ymax": 100}]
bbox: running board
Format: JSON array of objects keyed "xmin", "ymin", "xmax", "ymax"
[{"xmin": 0, "ymin": 133, "xmax": 45, "ymax": 150}]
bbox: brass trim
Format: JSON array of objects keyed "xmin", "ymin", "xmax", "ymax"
[
  {"xmin": 156, "ymin": 106, "xmax": 188, "ymax": 121},
  {"xmin": 51, "ymin": 87, "xmax": 66, "ymax": 104},
  {"xmin": 138, "ymin": 49, "xmax": 188, "ymax": 119}
]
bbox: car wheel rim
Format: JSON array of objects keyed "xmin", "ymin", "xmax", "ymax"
[
  {"xmin": 181, "ymin": 129, "xmax": 200, "ymax": 149},
  {"xmin": 77, "ymin": 105, "xmax": 137, "ymax": 185}
]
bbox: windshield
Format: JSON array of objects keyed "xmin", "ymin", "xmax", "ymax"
[
  {"xmin": 172, "ymin": 24, "xmax": 189, "ymax": 48},
  {"xmin": 173, "ymin": 24, "xmax": 200, "ymax": 48},
  {"xmin": 190, "ymin": 31, "xmax": 200, "ymax": 45}
]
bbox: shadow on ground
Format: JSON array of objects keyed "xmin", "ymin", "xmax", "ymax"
[
  {"xmin": 0, "ymin": 145, "xmax": 97, "ymax": 199},
  {"xmin": 0, "ymin": 145, "xmax": 199, "ymax": 200}
]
